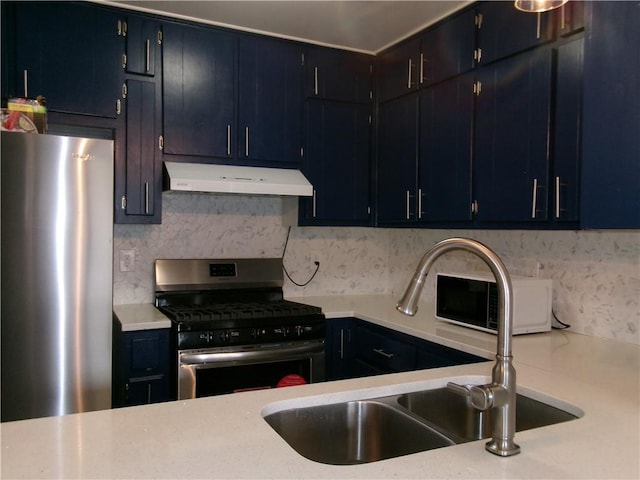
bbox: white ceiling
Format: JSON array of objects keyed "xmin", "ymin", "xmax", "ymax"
[{"xmin": 101, "ymin": 1, "xmax": 473, "ymax": 54}]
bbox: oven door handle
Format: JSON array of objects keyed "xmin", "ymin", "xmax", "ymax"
[{"xmin": 180, "ymin": 342, "xmax": 325, "ymax": 366}]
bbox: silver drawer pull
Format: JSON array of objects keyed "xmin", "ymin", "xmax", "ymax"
[{"xmin": 373, "ymin": 348, "xmax": 395, "ymax": 358}]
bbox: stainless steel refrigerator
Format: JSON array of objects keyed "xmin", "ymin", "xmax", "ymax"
[{"xmin": 1, "ymin": 131, "xmax": 114, "ymax": 422}]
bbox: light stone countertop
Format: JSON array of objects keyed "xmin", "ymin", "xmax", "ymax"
[{"xmin": 2, "ymin": 295, "xmax": 639, "ymax": 479}]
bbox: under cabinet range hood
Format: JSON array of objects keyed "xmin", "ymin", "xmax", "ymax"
[{"xmin": 163, "ymin": 162, "xmax": 313, "ymax": 197}]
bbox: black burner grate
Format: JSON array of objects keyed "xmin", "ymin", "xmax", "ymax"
[{"xmin": 159, "ymin": 300, "xmax": 322, "ymax": 323}]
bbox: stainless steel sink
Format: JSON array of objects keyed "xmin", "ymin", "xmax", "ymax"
[
  {"xmin": 263, "ymin": 400, "xmax": 454, "ymax": 465},
  {"xmin": 396, "ymin": 387, "xmax": 579, "ymax": 443},
  {"xmin": 263, "ymin": 385, "xmax": 580, "ymax": 465}
]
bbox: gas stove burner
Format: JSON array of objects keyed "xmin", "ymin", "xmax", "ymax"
[
  {"xmin": 158, "ymin": 300, "xmax": 324, "ymax": 335},
  {"xmin": 160, "ymin": 301, "xmax": 322, "ymax": 323}
]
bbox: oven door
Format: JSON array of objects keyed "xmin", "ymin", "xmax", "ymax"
[{"xmin": 177, "ymin": 340, "xmax": 325, "ymax": 400}]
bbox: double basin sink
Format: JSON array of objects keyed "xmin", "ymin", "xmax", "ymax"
[{"xmin": 263, "ymin": 379, "xmax": 581, "ymax": 465}]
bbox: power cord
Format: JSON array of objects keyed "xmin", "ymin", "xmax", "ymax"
[
  {"xmin": 551, "ymin": 309, "xmax": 571, "ymax": 330},
  {"xmin": 282, "ymin": 226, "xmax": 320, "ymax": 287}
]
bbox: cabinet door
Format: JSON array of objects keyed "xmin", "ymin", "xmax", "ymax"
[
  {"xmin": 376, "ymin": 95, "xmax": 419, "ymax": 224},
  {"xmin": 552, "ymin": 37, "xmax": 583, "ymax": 223},
  {"xmin": 306, "ymin": 47, "xmax": 373, "ymax": 103},
  {"xmin": 300, "ymin": 101, "xmax": 371, "ymax": 226},
  {"xmin": 238, "ymin": 36, "xmax": 303, "ymax": 167},
  {"xmin": 377, "ymin": 38, "xmax": 421, "ymax": 102},
  {"xmin": 126, "ymin": 377, "xmax": 169, "ymax": 406},
  {"xmin": 420, "ymin": 8, "xmax": 476, "ymax": 87},
  {"xmin": 114, "ymin": 328, "xmax": 171, "ymax": 407},
  {"xmin": 581, "ymin": 1, "xmax": 640, "ymax": 229},
  {"xmin": 123, "ymin": 79, "xmax": 159, "ymax": 220},
  {"xmin": 418, "ymin": 73, "xmax": 474, "ymax": 222},
  {"xmin": 14, "ymin": 2, "xmax": 122, "ymax": 117},
  {"xmin": 477, "ymin": 1, "xmax": 554, "ymax": 65},
  {"xmin": 325, "ymin": 318, "xmax": 354, "ymax": 381},
  {"xmin": 124, "ymin": 15, "xmax": 159, "ymax": 76},
  {"xmin": 474, "ymin": 48, "xmax": 553, "ymax": 223},
  {"xmin": 162, "ymin": 23, "xmax": 236, "ymax": 158},
  {"xmin": 354, "ymin": 323, "xmax": 416, "ymax": 373}
]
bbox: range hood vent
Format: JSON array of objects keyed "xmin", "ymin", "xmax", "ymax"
[{"xmin": 163, "ymin": 162, "xmax": 313, "ymax": 197}]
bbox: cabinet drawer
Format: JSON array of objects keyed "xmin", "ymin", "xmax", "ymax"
[{"xmin": 354, "ymin": 325, "xmax": 416, "ymax": 372}]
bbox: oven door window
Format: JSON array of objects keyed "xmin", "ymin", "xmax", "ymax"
[{"xmin": 195, "ymin": 359, "xmax": 311, "ymax": 397}]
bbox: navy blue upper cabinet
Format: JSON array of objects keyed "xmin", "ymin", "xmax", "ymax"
[
  {"xmin": 377, "ymin": 38, "xmax": 421, "ymax": 103},
  {"xmin": 558, "ymin": 1, "xmax": 585, "ymax": 37},
  {"xmin": 12, "ymin": 2, "xmax": 123, "ymax": 118},
  {"xmin": 473, "ymin": 48, "xmax": 553, "ymax": 223},
  {"xmin": 420, "ymin": 8, "xmax": 476, "ymax": 87},
  {"xmin": 300, "ymin": 101, "xmax": 371, "ymax": 226},
  {"xmin": 124, "ymin": 15, "xmax": 159, "ymax": 76},
  {"xmin": 238, "ymin": 36, "xmax": 303, "ymax": 167},
  {"xmin": 581, "ymin": 1, "xmax": 640, "ymax": 229},
  {"xmin": 305, "ymin": 47, "xmax": 373, "ymax": 103},
  {"xmin": 162, "ymin": 23, "xmax": 236, "ymax": 159},
  {"xmin": 418, "ymin": 73, "xmax": 474, "ymax": 223},
  {"xmin": 476, "ymin": 1, "xmax": 555, "ymax": 65},
  {"xmin": 376, "ymin": 94, "xmax": 419, "ymax": 224},
  {"xmin": 122, "ymin": 79, "xmax": 160, "ymax": 221},
  {"xmin": 552, "ymin": 37, "xmax": 583, "ymax": 224}
]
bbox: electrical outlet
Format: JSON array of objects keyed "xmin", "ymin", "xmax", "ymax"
[{"xmin": 119, "ymin": 249, "xmax": 135, "ymax": 272}]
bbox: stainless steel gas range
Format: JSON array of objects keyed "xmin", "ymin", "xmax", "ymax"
[{"xmin": 154, "ymin": 258, "xmax": 326, "ymax": 400}]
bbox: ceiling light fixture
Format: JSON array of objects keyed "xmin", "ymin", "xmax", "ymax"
[{"xmin": 514, "ymin": 0, "xmax": 568, "ymax": 13}]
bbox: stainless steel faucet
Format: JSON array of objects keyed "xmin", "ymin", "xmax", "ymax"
[{"xmin": 396, "ymin": 237, "xmax": 521, "ymax": 457}]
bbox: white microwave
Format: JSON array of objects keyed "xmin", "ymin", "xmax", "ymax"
[{"xmin": 435, "ymin": 272, "xmax": 552, "ymax": 335}]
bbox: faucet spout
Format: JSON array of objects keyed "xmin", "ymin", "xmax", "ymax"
[{"xmin": 396, "ymin": 237, "xmax": 520, "ymax": 456}]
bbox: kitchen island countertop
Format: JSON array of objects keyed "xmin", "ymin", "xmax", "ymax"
[{"xmin": 2, "ymin": 294, "xmax": 639, "ymax": 479}]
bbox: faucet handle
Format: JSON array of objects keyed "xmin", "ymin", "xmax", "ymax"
[{"xmin": 446, "ymin": 382, "xmax": 495, "ymax": 411}]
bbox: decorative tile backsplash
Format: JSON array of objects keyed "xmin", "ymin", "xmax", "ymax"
[{"xmin": 114, "ymin": 193, "xmax": 640, "ymax": 345}]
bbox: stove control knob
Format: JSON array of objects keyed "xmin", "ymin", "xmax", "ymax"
[
  {"xmin": 220, "ymin": 331, "xmax": 230, "ymax": 343},
  {"xmin": 295, "ymin": 325, "xmax": 304, "ymax": 337}
]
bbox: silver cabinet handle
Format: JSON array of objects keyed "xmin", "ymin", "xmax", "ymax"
[
  {"xmin": 406, "ymin": 190, "xmax": 411, "ymax": 220},
  {"xmin": 147, "ymin": 383, "xmax": 152, "ymax": 404},
  {"xmin": 531, "ymin": 178, "xmax": 538, "ymax": 219},
  {"xmin": 373, "ymin": 348, "xmax": 395, "ymax": 358},
  {"xmin": 145, "ymin": 39, "xmax": 151, "ymax": 72},
  {"xmin": 339, "ymin": 329, "xmax": 344, "ymax": 360},
  {"xmin": 555, "ymin": 176, "xmax": 561, "ymax": 219},
  {"xmin": 418, "ymin": 188, "xmax": 424, "ymax": 220},
  {"xmin": 144, "ymin": 182, "xmax": 150, "ymax": 214},
  {"xmin": 23, "ymin": 70, "xmax": 28, "ymax": 97},
  {"xmin": 536, "ymin": 12, "xmax": 542, "ymax": 39},
  {"xmin": 314, "ymin": 66, "xmax": 319, "ymax": 95},
  {"xmin": 312, "ymin": 189, "xmax": 317, "ymax": 218},
  {"xmin": 226, "ymin": 125, "xmax": 231, "ymax": 156},
  {"xmin": 419, "ymin": 53, "xmax": 425, "ymax": 84},
  {"xmin": 245, "ymin": 127, "xmax": 250, "ymax": 157},
  {"xmin": 407, "ymin": 58, "xmax": 413, "ymax": 88}
]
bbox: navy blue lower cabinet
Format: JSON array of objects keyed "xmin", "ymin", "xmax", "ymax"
[
  {"xmin": 325, "ymin": 317, "xmax": 355, "ymax": 380},
  {"xmin": 112, "ymin": 321, "xmax": 171, "ymax": 408},
  {"xmin": 325, "ymin": 318, "xmax": 486, "ymax": 381}
]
